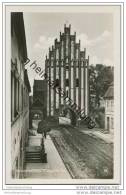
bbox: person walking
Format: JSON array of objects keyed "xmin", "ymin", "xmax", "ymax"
[{"xmin": 37, "ymin": 119, "xmax": 51, "ymax": 139}]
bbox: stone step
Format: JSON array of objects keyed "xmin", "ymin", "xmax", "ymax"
[
  {"xmin": 25, "ymin": 154, "xmax": 42, "ymax": 162},
  {"xmin": 26, "ymin": 152, "xmax": 41, "ymax": 156},
  {"xmin": 25, "ymin": 149, "xmax": 42, "ymax": 163},
  {"xmin": 26, "ymin": 150, "xmax": 41, "ymax": 153},
  {"xmin": 26, "ymin": 156, "xmax": 41, "ymax": 159},
  {"xmin": 26, "ymin": 159, "xmax": 42, "ymax": 163},
  {"xmin": 25, "ymin": 152, "xmax": 47, "ymax": 163},
  {"xmin": 26, "ymin": 153, "xmax": 41, "ymax": 157}
]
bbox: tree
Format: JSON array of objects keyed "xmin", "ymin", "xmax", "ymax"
[{"xmin": 89, "ymin": 64, "xmax": 114, "ymax": 111}]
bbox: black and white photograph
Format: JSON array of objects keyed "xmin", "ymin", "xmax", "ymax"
[{"xmin": 3, "ymin": 3, "xmax": 122, "ymax": 186}]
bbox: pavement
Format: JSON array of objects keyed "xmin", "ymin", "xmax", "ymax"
[
  {"xmin": 25, "ymin": 133, "xmax": 71, "ymax": 179},
  {"xmin": 78, "ymin": 128, "xmax": 114, "ymax": 144}
]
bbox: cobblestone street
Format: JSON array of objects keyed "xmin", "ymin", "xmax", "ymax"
[{"xmin": 50, "ymin": 126, "xmax": 113, "ymax": 179}]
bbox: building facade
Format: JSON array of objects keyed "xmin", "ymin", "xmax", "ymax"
[
  {"xmin": 45, "ymin": 24, "xmax": 89, "ymax": 118},
  {"xmin": 29, "ymin": 80, "xmax": 47, "ymax": 129},
  {"xmin": 104, "ymin": 83, "xmax": 114, "ymax": 133},
  {"xmin": 32, "ymin": 79, "xmax": 47, "ymax": 118},
  {"xmin": 11, "ymin": 12, "xmax": 31, "ymax": 178}
]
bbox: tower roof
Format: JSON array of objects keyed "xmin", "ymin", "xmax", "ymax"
[{"xmin": 33, "ymin": 80, "xmax": 47, "ymax": 91}]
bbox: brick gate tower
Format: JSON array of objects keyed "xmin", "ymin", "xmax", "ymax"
[{"xmin": 45, "ymin": 24, "xmax": 89, "ymax": 117}]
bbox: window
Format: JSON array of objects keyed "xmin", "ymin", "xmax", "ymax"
[
  {"xmin": 14, "ymin": 76, "xmax": 18, "ymax": 118},
  {"xmin": 51, "ymin": 59, "xmax": 53, "ymax": 67},
  {"xmin": 56, "ymin": 68, "xmax": 59, "ymax": 78},
  {"xmin": 66, "ymin": 58, "xmax": 68, "ymax": 63},
  {"xmin": 24, "ymin": 88, "xmax": 26, "ymax": 107},
  {"xmin": 11, "ymin": 72, "xmax": 13, "ymax": 121},
  {"xmin": 51, "ymin": 69, "xmax": 54, "ymax": 78},
  {"xmin": 76, "ymin": 78, "xmax": 79, "ymax": 87},
  {"xmin": 18, "ymin": 81, "xmax": 20, "ymax": 111},
  {"xmin": 13, "ymin": 76, "xmax": 20, "ymax": 118},
  {"xmin": 47, "ymin": 68, "xmax": 49, "ymax": 74},
  {"xmin": 111, "ymin": 117, "xmax": 114, "ymax": 129},
  {"xmin": 56, "ymin": 60, "xmax": 59, "ymax": 66},
  {"xmin": 24, "ymin": 87, "xmax": 27, "ymax": 107},
  {"xmin": 66, "ymin": 79, "xmax": 69, "ymax": 87},
  {"xmin": 66, "ymin": 90, "xmax": 69, "ymax": 97},
  {"xmin": 76, "ymin": 68, "xmax": 79, "ymax": 78},
  {"xmin": 55, "ymin": 79, "xmax": 59, "ymax": 87},
  {"xmin": 107, "ymin": 100, "xmax": 109, "ymax": 108},
  {"xmin": 56, "ymin": 49, "xmax": 59, "ymax": 59},
  {"xmin": 66, "ymin": 65, "xmax": 69, "ymax": 70},
  {"xmin": 66, "ymin": 71, "xmax": 69, "ymax": 79},
  {"xmin": 71, "ymin": 41, "xmax": 74, "ymax": 59},
  {"xmin": 107, "ymin": 117, "xmax": 110, "ymax": 130},
  {"xmin": 76, "ymin": 49, "xmax": 79, "ymax": 59},
  {"xmin": 21, "ymin": 85, "xmax": 23, "ymax": 111},
  {"xmin": 111, "ymin": 100, "xmax": 114, "ymax": 111},
  {"xmin": 66, "ymin": 38, "xmax": 69, "ymax": 56},
  {"xmin": 61, "ymin": 42, "xmax": 64, "ymax": 59}
]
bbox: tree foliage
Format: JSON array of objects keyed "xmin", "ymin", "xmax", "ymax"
[{"xmin": 89, "ymin": 64, "xmax": 114, "ymax": 110}]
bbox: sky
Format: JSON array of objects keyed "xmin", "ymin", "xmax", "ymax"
[{"xmin": 23, "ymin": 12, "xmax": 113, "ymax": 92}]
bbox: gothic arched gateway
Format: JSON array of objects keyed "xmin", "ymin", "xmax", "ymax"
[{"xmin": 61, "ymin": 106, "xmax": 77, "ymax": 126}]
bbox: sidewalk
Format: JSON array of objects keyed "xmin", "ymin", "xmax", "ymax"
[
  {"xmin": 79, "ymin": 128, "xmax": 113, "ymax": 144},
  {"xmin": 25, "ymin": 133, "xmax": 71, "ymax": 179}
]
